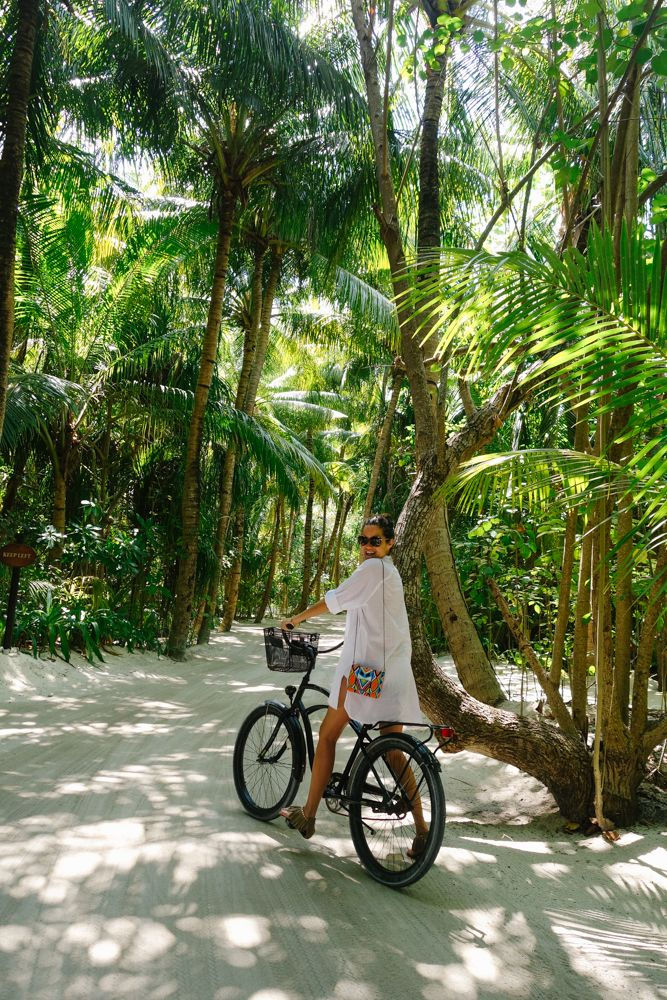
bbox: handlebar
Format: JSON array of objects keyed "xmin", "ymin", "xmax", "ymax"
[{"xmin": 281, "ymin": 627, "xmax": 344, "ymax": 657}]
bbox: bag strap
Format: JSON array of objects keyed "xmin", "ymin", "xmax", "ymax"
[{"xmin": 352, "ymin": 559, "xmax": 385, "ymax": 668}]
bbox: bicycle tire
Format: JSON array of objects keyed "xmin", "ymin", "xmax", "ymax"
[
  {"xmin": 233, "ymin": 703, "xmax": 304, "ymax": 820},
  {"xmin": 347, "ymin": 733, "xmax": 445, "ymax": 888}
]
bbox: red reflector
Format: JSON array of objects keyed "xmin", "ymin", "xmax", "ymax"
[{"xmin": 439, "ymin": 727, "xmax": 455, "ymax": 740}]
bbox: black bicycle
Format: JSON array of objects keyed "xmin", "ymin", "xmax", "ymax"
[{"xmin": 233, "ymin": 627, "xmax": 453, "ymax": 888}]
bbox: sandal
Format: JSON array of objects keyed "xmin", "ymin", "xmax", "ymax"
[
  {"xmin": 280, "ymin": 806, "xmax": 316, "ymax": 840},
  {"xmin": 406, "ymin": 831, "xmax": 428, "ymax": 859}
]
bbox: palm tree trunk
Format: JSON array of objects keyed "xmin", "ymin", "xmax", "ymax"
[
  {"xmin": 550, "ymin": 398, "xmax": 589, "ymax": 685},
  {"xmin": 424, "ymin": 510, "xmax": 505, "ymax": 704},
  {"xmin": 312, "ymin": 495, "xmax": 328, "ymax": 600},
  {"xmin": 297, "ymin": 468, "xmax": 315, "ymax": 612},
  {"xmin": 332, "ymin": 493, "xmax": 353, "ymax": 587},
  {"xmin": 352, "ymin": 0, "xmax": 514, "ymax": 707},
  {"xmin": 571, "ymin": 507, "xmax": 594, "ymax": 735},
  {"xmin": 0, "ymin": 0, "xmax": 41, "ymax": 442},
  {"xmin": 52, "ymin": 466, "xmax": 66, "ymax": 543},
  {"xmin": 362, "ymin": 368, "xmax": 402, "ymax": 523},
  {"xmin": 198, "ymin": 244, "xmax": 276, "ymax": 643},
  {"xmin": 311, "ymin": 492, "xmax": 343, "ymax": 593},
  {"xmin": 611, "ymin": 404, "xmax": 634, "ymax": 723},
  {"xmin": 0, "ymin": 443, "xmax": 28, "ymax": 517},
  {"xmin": 394, "ymin": 461, "xmax": 595, "ymax": 823},
  {"xmin": 220, "ymin": 506, "xmax": 245, "ymax": 632},
  {"xmin": 235, "ymin": 244, "xmax": 266, "ymax": 412},
  {"xmin": 167, "ymin": 190, "xmax": 236, "ymax": 659},
  {"xmin": 281, "ymin": 504, "xmax": 296, "ymax": 613},
  {"xmin": 255, "ymin": 497, "xmax": 282, "ymax": 622},
  {"xmin": 243, "ymin": 248, "xmax": 282, "ymax": 415},
  {"xmin": 196, "ymin": 442, "xmax": 236, "ymax": 644},
  {"xmin": 99, "ymin": 396, "xmax": 113, "ymax": 508}
]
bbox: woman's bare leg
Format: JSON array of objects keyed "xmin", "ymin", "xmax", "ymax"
[
  {"xmin": 302, "ymin": 678, "xmax": 350, "ymax": 819},
  {"xmin": 380, "ymin": 723, "xmax": 428, "ymax": 835}
]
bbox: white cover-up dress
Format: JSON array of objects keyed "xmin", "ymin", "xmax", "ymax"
[{"xmin": 323, "ymin": 556, "xmax": 422, "ymax": 725}]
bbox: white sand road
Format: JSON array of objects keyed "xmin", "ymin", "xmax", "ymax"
[{"xmin": 0, "ymin": 622, "xmax": 665, "ymax": 1000}]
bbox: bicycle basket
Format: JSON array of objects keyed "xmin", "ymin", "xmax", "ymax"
[{"xmin": 263, "ymin": 627, "xmax": 320, "ymax": 672}]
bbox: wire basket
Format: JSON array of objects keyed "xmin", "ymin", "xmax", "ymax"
[{"xmin": 263, "ymin": 627, "xmax": 320, "ymax": 672}]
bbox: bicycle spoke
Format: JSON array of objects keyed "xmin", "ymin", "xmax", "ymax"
[
  {"xmin": 348, "ymin": 734, "xmax": 445, "ymax": 886},
  {"xmin": 234, "ymin": 705, "xmax": 300, "ymax": 818}
]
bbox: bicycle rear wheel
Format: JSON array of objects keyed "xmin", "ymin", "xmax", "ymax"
[
  {"xmin": 233, "ymin": 703, "xmax": 303, "ymax": 820},
  {"xmin": 347, "ymin": 733, "xmax": 445, "ymax": 888}
]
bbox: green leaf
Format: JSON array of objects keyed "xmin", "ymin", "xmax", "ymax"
[
  {"xmin": 651, "ymin": 50, "xmax": 667, "ymax": 74},
  {"xmin": 617, "ymin": 1, "xmax": 646, "ymax": 20}
]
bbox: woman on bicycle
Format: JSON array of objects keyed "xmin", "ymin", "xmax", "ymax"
[{"xmin": 278, "ymin": 514, "xmax": 428, "ymax": 856}]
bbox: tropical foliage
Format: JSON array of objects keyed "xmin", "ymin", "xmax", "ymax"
[{"xmin": 1, "ymin": 0, "xmax": 666, "ymax": 824}]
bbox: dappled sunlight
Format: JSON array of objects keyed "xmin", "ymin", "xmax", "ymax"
[
  {"xmin": 0, "ymin": 624, "xmax": 663, "ymax": 999},
  {"xmin": 413, "ymin": 908, "xmax": 538, "ymax": 999},
  {"xmin": 436, "ymin": 846, "xmax": 497, "ymax": 874},
  {"xmin": 547, "ymin": 907, "xmax": 667, "ymax": 999},
  {"xmin": 460, "ymin": 837, "xmax": 555, "ymax": 855}
]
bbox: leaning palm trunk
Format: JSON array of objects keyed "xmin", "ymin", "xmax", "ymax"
[
  {"xmin": 424, "ymin": 511, "xmax": 505, "ymax": 704},
  {"xmin": 351, "ymin": 0, "xmax": 512, "ymax": 705},
  {"xmin": 0, "ymin": 0, "xmax": 40, "ymax": 442},
  {"xmin": 394, "ymin": 462, "xmax": 595, "ymax": 821},
  {"xmin": 167, "ymin": 191, "xmax": 237, "ymax": 660},
  {"xmin": 349, "ymin": 0, "xmax": 666, "ymax": 821}
]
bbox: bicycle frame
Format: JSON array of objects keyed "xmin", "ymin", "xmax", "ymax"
[{"xmin": 258, "ymin": 661, "xmax": 443, "ymax": 814}]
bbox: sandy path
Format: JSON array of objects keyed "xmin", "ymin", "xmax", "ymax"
[{"xmin": 0, "ymin": 623, "xmax": 665, "ymax": 1000}]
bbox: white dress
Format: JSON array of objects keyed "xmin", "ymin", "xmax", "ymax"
[{"xmin": 323, "ymin": 556, "xmax": 422, "ymax": 725}]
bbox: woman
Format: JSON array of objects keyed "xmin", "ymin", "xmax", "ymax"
[{"xmin": 279, "ymin": 514, "xmax": 428, "ymax": 857}]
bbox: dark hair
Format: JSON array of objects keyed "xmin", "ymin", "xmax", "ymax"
[{"xmin": 363, "ymin": 513, "xmax": 395, "ymax": 540}]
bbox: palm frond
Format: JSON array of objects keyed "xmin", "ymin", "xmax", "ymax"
[{"xmin": 1, "ymin": 372, "xmax": 86, "ymax": 452}]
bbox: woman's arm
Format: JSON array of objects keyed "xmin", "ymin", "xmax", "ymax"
[{"xmin": 280, "ymin": 599, "xmax": 328, "ymax": 632}]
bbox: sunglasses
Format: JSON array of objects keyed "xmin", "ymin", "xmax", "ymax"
[{"xmin": 357, "ymin": 535, "xmax": 384, "ymax": 547}]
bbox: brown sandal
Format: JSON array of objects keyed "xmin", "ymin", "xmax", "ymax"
[
  {"xmin": 406, "ymin": 831, "xmax": 428, "ymax": 859},
  {"xmin": 280, "ymin": 806, "xmax": 316, "ymax": 840}
]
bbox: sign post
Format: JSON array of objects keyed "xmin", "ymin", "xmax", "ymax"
[{"xmin": 1, "ymin": 540, "xmax": 37, "ymax": 650}]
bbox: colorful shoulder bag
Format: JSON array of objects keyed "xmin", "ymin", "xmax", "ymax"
[{"xmin": 347, "ymin": 560, "xmax": 385, "ymax": 699}]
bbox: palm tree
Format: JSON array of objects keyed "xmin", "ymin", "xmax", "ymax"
[
  {"xmin": 165, "ymin": 104, "xmax": 309, "ymax": 658},
  {"xmin": 0, "ymin": 0, "xmax": 42, "ymax": 442},
  {"xmin": 409, "ymin": 227, "xmax": 667, "ymax": 822}
]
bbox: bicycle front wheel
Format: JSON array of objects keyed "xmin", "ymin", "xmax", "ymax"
[
  {"xmin": 233, "ymin": 703, "xmax": 303, "ymax": 820},
  {"xmin": 347, "ymin": 733, "xmax": 445, "ymax": 888}
]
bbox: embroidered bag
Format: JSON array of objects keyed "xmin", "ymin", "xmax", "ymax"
[{"xmin": 347, "ymin": 560, "xmax": 385, "ymax": 699}]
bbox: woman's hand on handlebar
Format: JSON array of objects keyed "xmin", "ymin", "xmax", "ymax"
[{"xmin": 279, "ymin": 599, "xmax": 327, "ymax": 634}]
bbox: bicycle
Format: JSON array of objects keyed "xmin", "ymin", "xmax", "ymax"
[{"xmin": 233, "ymin": 626, "xmax": 454, "ymax": 888}]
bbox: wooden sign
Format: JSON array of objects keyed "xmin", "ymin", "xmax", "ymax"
[
  {"xmin": 0, "ymin": 543, "xmax": 37, "ymax": 568},
  {"xmin": 1, "ymin": 541, "xmax": 37, "ymax": 649}
]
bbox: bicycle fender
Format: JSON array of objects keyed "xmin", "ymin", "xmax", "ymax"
[{"xmin": 262, "ymin": 699, "xmax": 307, "ymax": 783}]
